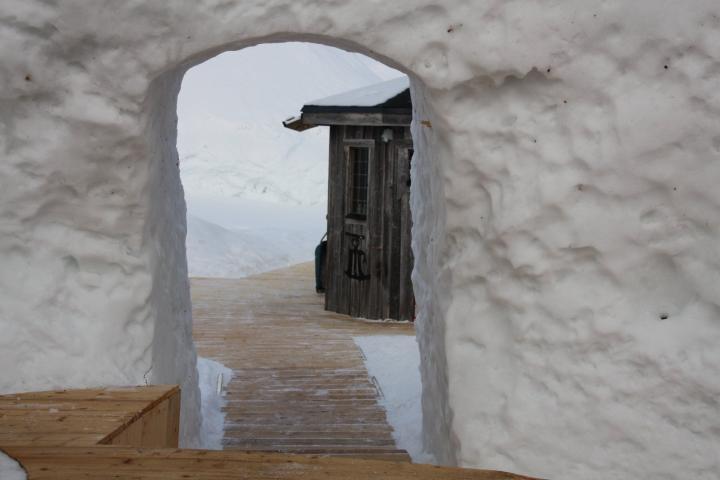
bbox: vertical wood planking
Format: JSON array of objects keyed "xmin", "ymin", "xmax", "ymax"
[
  {"xmin": 381, "ymin": 129, "xmax": 393, "ymax": 319},
  {"xmin": 396, "ymin": 129, "xmax": 415, "ymax": 320},
  {"xmin": 326, "ymin": 125, "xmax": 345, "ymax": 315},
  {"xmin": 325, "ymin": 126, "xmax": 338, "ymax": 313},
  {"xmin": 324, "ymin": 124, "xmax": 414, "ymax": 321},
  {"xmin": 388, "ymin": 133, "xmax": 403, "ymax": 319}
]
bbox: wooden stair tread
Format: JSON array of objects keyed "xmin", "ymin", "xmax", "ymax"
[{"xmin": 2, "ymin": 446, "xmax": 540, "ymax": 479}]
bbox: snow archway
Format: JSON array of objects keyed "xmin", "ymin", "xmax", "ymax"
[
  {"xmin": 143, "ymin": 34, "xmax": 449, "ymax": 456},
  {"xmin": 2, "ymin": 3, "xmax": 720, "ymax": 479}
]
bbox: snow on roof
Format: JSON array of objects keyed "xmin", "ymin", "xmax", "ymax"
[{"xmin": 305, "ymin": 76, "xmax": 409, "ymax": 108}]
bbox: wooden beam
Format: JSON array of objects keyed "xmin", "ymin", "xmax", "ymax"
[
  {"xmin": 1, "ymin": 446, "xmax": 543, "ymax": 480},
  {"xmin": 302, "ymin": 112, "xmax": 412, "ymax": 127},
  {"xmin": 282, "ymin": 116, "xmax": 317, "ymax": 131}
]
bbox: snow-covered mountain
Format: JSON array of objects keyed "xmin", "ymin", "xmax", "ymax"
[
  {"xmin": 185, "ymin": 215, "xmax": 318, "ymax": 278},
  {"xmin": 178, "ymin": 42, "xmax": 403, "ymax": 277}
]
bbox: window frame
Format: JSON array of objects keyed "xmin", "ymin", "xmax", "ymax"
[{"xmin": 343, "ymin": 139, "xmax": 374, "ymax": 221}]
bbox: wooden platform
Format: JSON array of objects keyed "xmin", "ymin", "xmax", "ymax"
[
  {"xmin": 0, "ymin": 385, "xmax": 180, "ymax": 448},
  {"xmin": 192, "ymin": 262, "xmax": 414, "ymax": 460}
]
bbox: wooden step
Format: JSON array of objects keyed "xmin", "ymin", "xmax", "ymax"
[{"xmin": 2, "ymin": 446, "xmax": 541, "ymax": 479}]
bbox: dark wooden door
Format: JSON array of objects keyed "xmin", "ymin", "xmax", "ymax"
[
  {"xmin": 342, "ymin": 139, "xmax": 375, "ymax": 318},
  {"xmin": 324, "ymin": 126, "xmax": 414, "ymax": 321}
]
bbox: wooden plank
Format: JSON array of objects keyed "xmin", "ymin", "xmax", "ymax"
[
  {"xmin": 2, "ymin": 446, "xmax": 541, "ymax": 480},
  {"xmin": 326, "ymin": 125, "xmax": 345, "ymax": 314},
  {"xmin": 395, "ymin": 136, "xmax": 415, "ymax": 321},
  {"xmin": 368, "ymin": 126, "xmax": 384, "ymax": 319},
  {"xmin": 1, "ymin": 385, "xmax": 176, "ymax": 403},
  {"xmin": 105, "ymin": 389, "xmax": 180, "ymax": 448},
  {"xmin": 302, "ymin": 111, "xmax": 412, "ymax": 127}
]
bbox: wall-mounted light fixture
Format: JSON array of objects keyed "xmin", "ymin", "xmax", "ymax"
[{"xmin": 381, "ymin": 128, "xmax": 394, "ymax": 143}]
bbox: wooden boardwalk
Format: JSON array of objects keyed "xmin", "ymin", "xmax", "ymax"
[
  {"xmin": 0, "ymin": 387, "xmax": 538, "ymax": 479},
  {"xmin": 191, "ymin": 262, "xmax": 415, "ymax": 460}
]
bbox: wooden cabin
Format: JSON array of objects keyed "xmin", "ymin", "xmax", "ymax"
[{"xmin": 284, "ymin": 77, "xmax": 414, "ymax": 321}]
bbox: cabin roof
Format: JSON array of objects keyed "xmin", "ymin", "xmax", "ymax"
[
  {"xmin": 283, "ymin": 76, "xmax": 411, "ymax": 131},
  {"xmin": 303, "ymin": 76, "xmax": 410, "ymax": 112}
]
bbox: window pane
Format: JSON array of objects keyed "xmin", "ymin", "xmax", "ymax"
[{"xmin": 349, "ymin": 147, "xmax": 369, "ymax": 217}]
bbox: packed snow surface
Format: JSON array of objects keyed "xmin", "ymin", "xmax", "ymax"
[
  {"xmin": 305, "ymin": 76, "xmax": 410, "ymax": 108},
  {"xmin": 2, "ymin": 2, "xmax": 720, "ymax": 479},
  {"xmin": 0, "ymin": 452, "xmax": 26, "ymax": 480},
  {"xmin": 197, "ymin": 357, "xmax": 233, "ymax": 450},
  {"xmin": 354, "ymin": 335, "xmax": 435, "ymax": 464}
]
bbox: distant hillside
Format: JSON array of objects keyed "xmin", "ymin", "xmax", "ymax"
[{"xmin": 186, "ymin": 215, "xmax": 319, "ymax": 278}]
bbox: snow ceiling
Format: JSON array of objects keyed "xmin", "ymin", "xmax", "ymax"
[{"xmin": 1, "ymin": 1, "xmax": 719, "ymax": 479}]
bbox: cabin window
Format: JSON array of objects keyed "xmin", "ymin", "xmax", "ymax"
[{"xmin": 347, "ymin": 146, "xmax": 369, "ymax": 218}]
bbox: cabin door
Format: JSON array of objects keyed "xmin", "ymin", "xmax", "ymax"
[{"xmin": 342, "ymin": 139, "xmax": 375, "ymax": 318}]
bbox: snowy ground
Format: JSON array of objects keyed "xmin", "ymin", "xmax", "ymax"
[
  {"xmin": 0, "ymin": 452, "xmax": 26, "ymax": 480},
  {"xmin": 354, "ymin": 335, "xmax": 434, "ymax": 464},
  {"xmin": 196, "ymin": 357, "xmax": 233, "ymax": 450}
]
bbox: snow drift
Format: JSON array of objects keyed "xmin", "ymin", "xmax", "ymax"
[
  {"xmin": 354, "ymin": 335, "xmax": 435, "ymax": 464},
  {"xmin": 1, "ymin": 2, "xmax": 719, "ymax": 479}
]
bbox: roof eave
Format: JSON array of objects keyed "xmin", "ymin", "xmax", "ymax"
[
  {"xmin": 282, "ymin": 115, "xmax": 318, "ymax": 132},
  {"xmin": 301, "ymin": 110, "xmax": 412, "ymax": 127}
]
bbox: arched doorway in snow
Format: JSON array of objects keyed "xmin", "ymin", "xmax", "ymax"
[{"xmin": 150, "ymin": 39, "xmax": 440, "ymax": 462}]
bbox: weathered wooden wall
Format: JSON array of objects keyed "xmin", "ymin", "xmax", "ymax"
[{"xmin": 325, "ymin": 125, "xmax": 414, "ymax": 321}]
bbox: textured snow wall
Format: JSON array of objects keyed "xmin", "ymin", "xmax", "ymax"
[{"xmin": 1, "ymin": 1, "xmax": 719, "ymax": 477}]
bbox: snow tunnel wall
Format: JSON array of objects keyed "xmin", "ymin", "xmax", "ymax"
[{"xmin": 1, "ymin": 1, "xmax": 719, "ymax": 477}]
